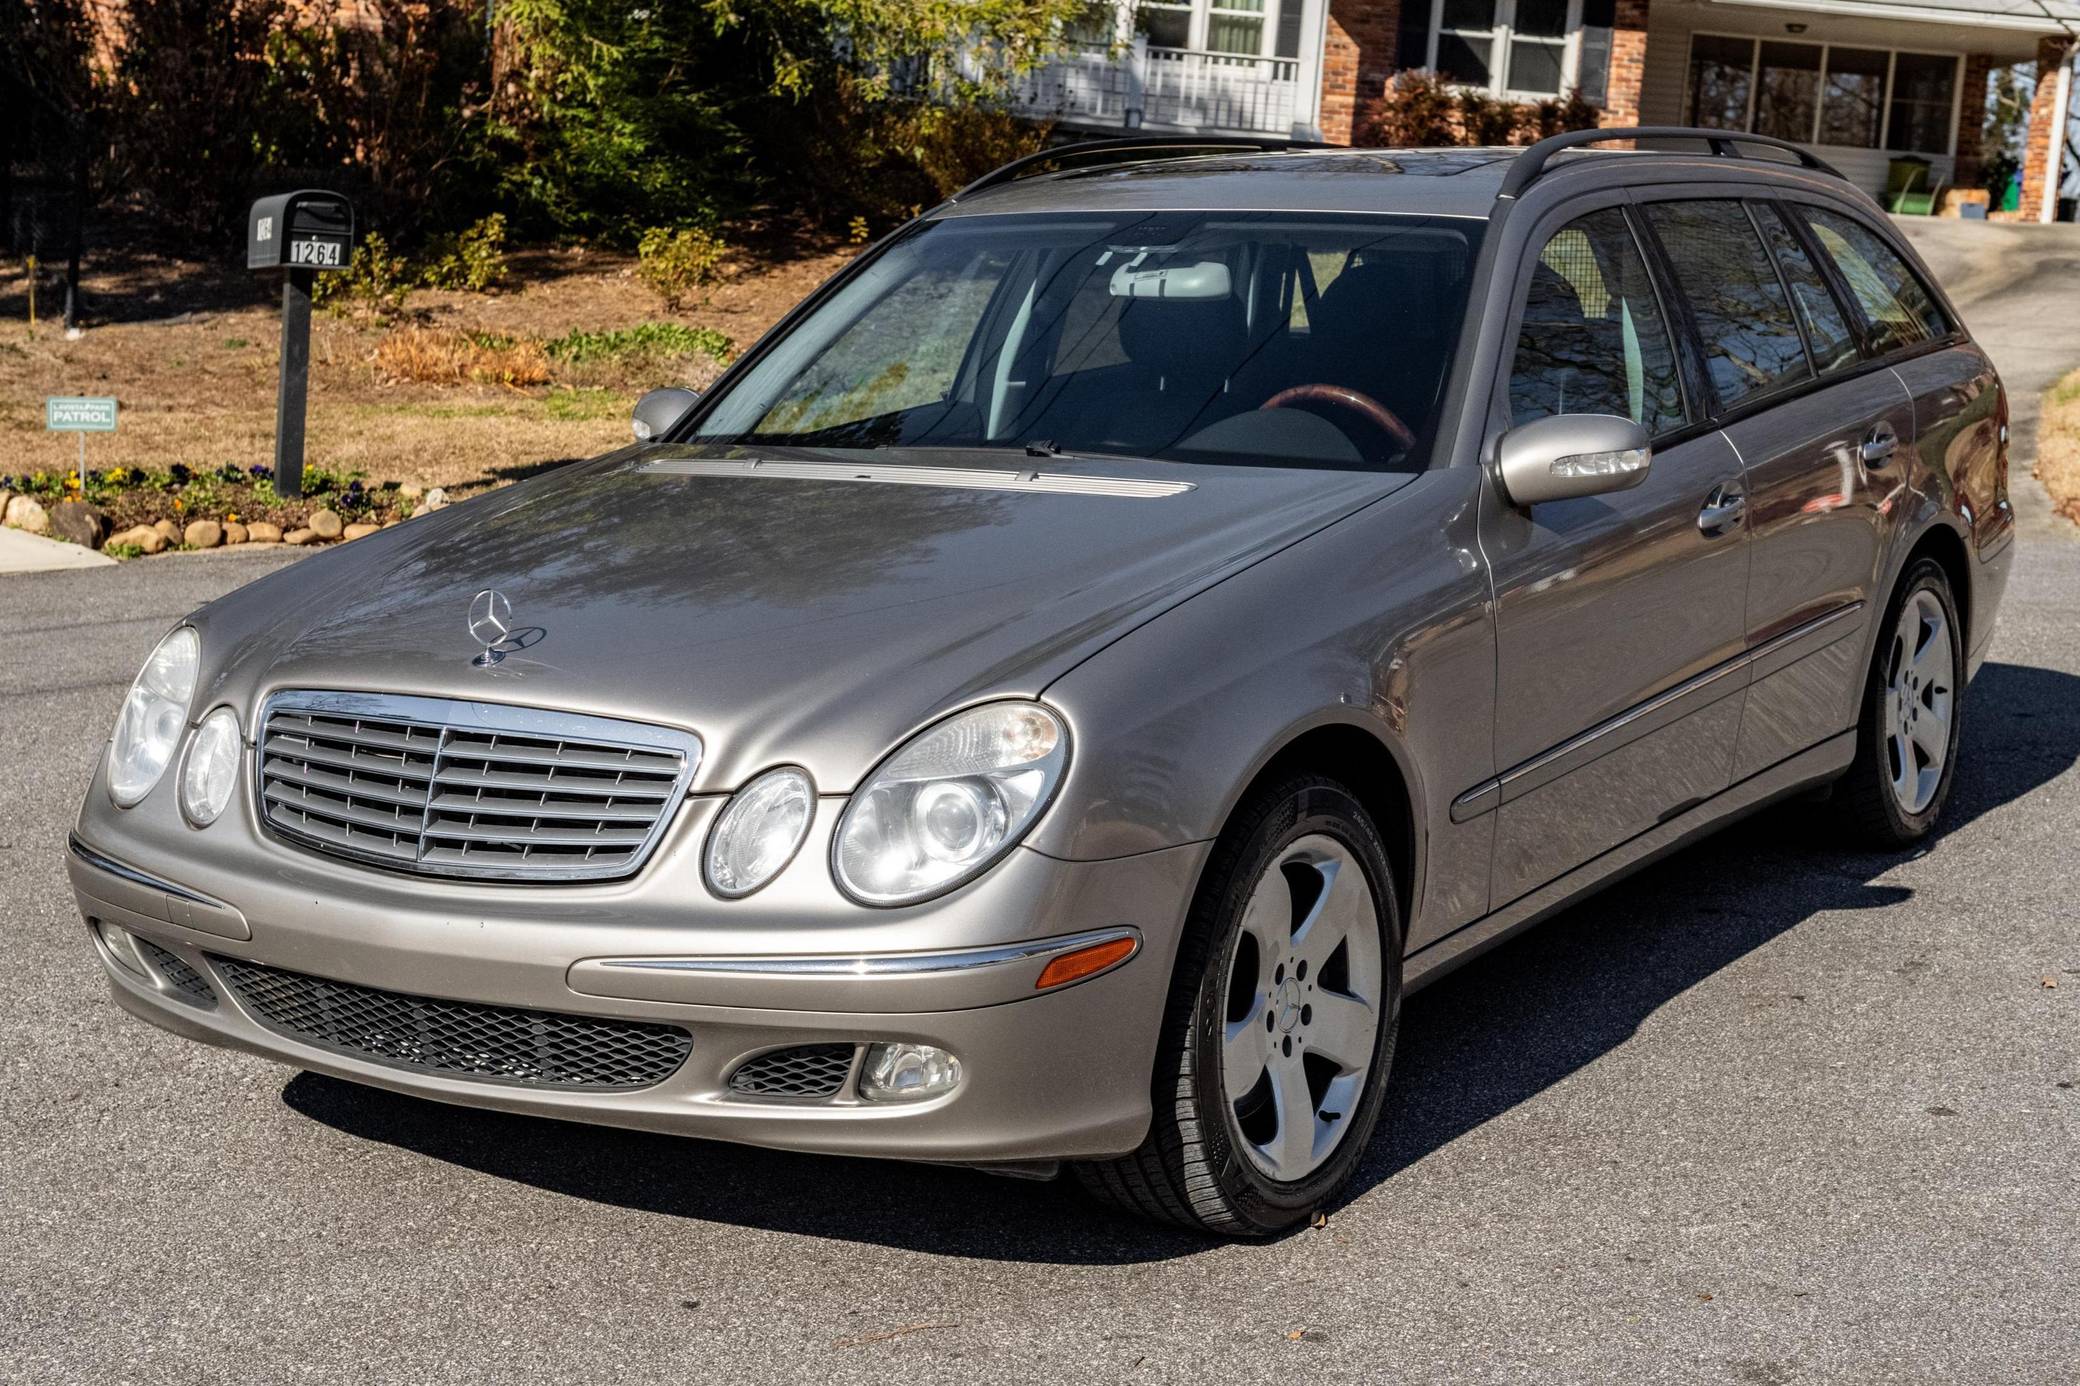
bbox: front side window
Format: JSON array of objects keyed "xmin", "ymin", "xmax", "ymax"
[
  {"xmin": 1802, "ymin": 208, "xmax": 1949, "ymax": 353},
  {"xmin": 1645, "ymin": 200, "xmax": 1811, "ymax": 410},
  {"xmin": 1508, "ymin": 208, "xmax": 1684, "ymax": 434},
  {"xmin": 692, "ymin": 212, "xmax": 1484, "ymax": 470}
]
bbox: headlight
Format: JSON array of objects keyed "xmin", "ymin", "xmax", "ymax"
[
  {"xmin": 704, "ymin": 766, "xmax": 814, "ymax": 898},
  {"xmin": 833, "ymin": 702, "xmax": 1068, "ymax": 906},
  {"xmin": 179, "ymin": 707, "xmax": 243, "ymax": 826},
  {"xmin": 107, "ymin": 627, "xmax": 199, "ymax": 807}
]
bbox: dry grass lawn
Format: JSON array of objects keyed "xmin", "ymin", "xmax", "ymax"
[
  {"xmin": 0, "ymin": 233, "xmax": 856, "ymax": 498},
  {"xmin": 2037, "ymin": 369, "xmax": 2080, "ymax": 526}
]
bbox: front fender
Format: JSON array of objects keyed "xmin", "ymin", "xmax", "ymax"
[{"xmin": 1030, "ymin": 467, "xmax": 1498, "ymax": 950}]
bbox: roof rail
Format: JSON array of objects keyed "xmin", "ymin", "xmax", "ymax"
[
  {"xmin": 1497, "ymin": 126, "xmax": 1847, "ymax": 200},
  {"xmin": 949, "ymin": 135, "xmax": 1322, "ymax": 203}
]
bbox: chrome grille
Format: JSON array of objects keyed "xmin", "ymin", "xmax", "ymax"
[
  {"xmin": 258, "ymin": 692, "xmax": 698, "ymax": 882},
  {"xmin": 211, "ymin": 955, "xmax": 692, "ymax": 1090},
  {"xmin": 137, "ymin": 938, "xmax": 217, "ymax": 1009},
  {"xmin": 727, "ymin": 1044, "xmax": 859, "ymax": 1099}
]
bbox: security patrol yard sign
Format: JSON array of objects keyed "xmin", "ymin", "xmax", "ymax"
[
  {"xmin": 47, "ymin": 396, "xmax": 117, "ymax": 483},
  {"xmin": 46, "ymin": 397, "xmax": 118, "ymax": 431}
]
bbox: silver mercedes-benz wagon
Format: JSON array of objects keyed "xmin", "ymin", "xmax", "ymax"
[{"xmin": 71, "ymin": 128, "xmax": 2013, "ymax": 1234}]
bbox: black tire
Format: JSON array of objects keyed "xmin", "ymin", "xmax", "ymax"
[
  {"xmin": 1073, "ymin": 775, "xmax": 1403, "ymax": 1236},
  {"xmin": 1840, "ymin": 557, "xmax": 1965, "ymax": 848}
]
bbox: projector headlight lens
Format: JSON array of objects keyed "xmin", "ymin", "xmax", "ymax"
[{"xmin": 832, "ymin": 702, "xmax": 1068, "ymax": 906}]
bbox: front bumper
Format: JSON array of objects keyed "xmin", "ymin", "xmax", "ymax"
[{"xmin": 69, "ymin": 782, "xmax": 1208, "ymax": 1164}]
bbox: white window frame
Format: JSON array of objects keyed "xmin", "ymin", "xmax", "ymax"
[
  {"xmin": 1426, "ymin": 0, "xmax": 1585, "ymax": 103},
  {"xmin": 1133, "ymin": 0, "xmax": 1307, "ymax": 63},
  {"xmin": 1680, "ymin": 32, "xmax": 1965, "ymax": 158}
]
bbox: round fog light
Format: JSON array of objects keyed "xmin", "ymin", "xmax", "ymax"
[
  {"xmin": 859, "ymin": 1042, "xmax": 962, "ymax": 1103},
  {"xmin": 98, "ymin": 922, "xmax": 149, "ymax": 978}
]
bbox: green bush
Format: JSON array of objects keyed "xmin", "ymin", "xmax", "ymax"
[
  {"xmin": 313, "ymin": 232, "xmax": 415, "ymax": 323},
  {"xmin": 635, "ymin": 227, "xmax": 728, "ymax": 312},
  {"xmin": 420, "ymin": 214, "xmax": 511, "ymax": 292},
  {"xmin": 545, "ymin": 322, "xmax": 733, "ymax": 366},
  {"xmin": 1364, "ymin": 69, "xmax": 1597, "ymax": 148}
]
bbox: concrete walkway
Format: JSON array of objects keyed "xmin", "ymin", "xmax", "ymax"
[
  {"xmin": 1895, "ymin": 216, "xmax": 2080, "ymax": 543},
  {"xmin": 0, "ymin": 527, "xmax": 115, "ymax": 574}
]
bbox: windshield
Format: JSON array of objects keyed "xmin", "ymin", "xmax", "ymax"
[{"xmin": 690, "ymin": 211, "xmax": 1483, "ymax": 470}]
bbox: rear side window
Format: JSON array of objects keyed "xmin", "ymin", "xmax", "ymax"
[
  {"xmin": 1508, "ymin": 208, "xmax": 1685, "ymax": 434},
  {"xmin": 1802, "ymin": 208, "xmax": 1950, "ymax": 353},
  {"xmin": 1645, "ymin": 200, "xmax": 1811, "ymax": 409},
  {"xmin": 1751, "ymin": 203, "xmax": 1858, "ymax": 374}
]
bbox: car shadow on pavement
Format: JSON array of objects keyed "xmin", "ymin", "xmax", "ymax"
[{"xmin": 282, "ymin": 660, "xmax": 2080, "ymax": 1262}]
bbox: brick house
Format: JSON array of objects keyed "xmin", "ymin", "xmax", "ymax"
[{"xmin": 1009, "ymin": 0, "xmax": 2080, "ymax": 219}]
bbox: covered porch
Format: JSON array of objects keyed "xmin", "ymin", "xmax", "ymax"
[
  {"xmin": 1004, "ymin": 0, "xmax": 1331, "ymax": 140},
  {"xmin": 1607, "ymin": 0, "xmax": 2079, "ymax": 218}
]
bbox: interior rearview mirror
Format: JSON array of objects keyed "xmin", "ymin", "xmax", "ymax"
[
  {"xmin": 1495, "ymin": 413, "xmax": 1652, "ymax": 507},
  {"xmin": 632, "ymin": 386, "xmax": 702, "ymax": 442}
]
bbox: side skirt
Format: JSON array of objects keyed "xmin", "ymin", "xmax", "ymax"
[{"xmin": 1403, "ymin": 730, "xmax": 1856, "ymax": 993}]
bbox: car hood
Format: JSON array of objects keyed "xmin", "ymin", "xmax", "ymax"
[{"xmin": 196, "ymin": 445, "xmax": 1409, "ymax": 790}]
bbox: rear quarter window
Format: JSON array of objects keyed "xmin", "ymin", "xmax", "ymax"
[{"xmin": 1801, "ymin": 207, "xmax": 1951, "ymax": 354}]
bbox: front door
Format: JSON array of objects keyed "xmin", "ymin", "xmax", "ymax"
[{"xmin": 1479, "ymin": 204, "xmax": 1752, "ymax": 906}]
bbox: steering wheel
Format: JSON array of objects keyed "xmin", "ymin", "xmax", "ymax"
[{"xmin": 1261, "ymin": 384, "xmax": 1416, "ymax": 454}]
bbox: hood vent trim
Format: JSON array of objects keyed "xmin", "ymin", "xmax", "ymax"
[{"xmin": 640, "ymin": 456, "xmax": 1194, "ymax": 499}]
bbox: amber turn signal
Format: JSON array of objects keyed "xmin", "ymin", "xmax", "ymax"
[{"xmin": 1034, "ymin": 935, "xmax": 1137, "ymax": 991}]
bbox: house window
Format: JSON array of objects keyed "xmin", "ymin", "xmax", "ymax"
[
  {"xmin": 1889, "ymin": 52, "xmax": 1958, "ymax": 154},
  {"xmin": 1428, "ymin": 0, "xmax": 1583, "ymax": 100},
  {"xmin": 1134, "ymin": 0, "xmax": 1306, "ymax": 61},
  {"xmin": 1684, "ymin": 35, "xmax": 1961, "ymax": 156},
  {"xmin": 1754, "ymin": 42, "xmax": 1820, "ymax": 143}
]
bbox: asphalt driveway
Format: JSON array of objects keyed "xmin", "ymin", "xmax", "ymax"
[{"xmin": 1, "ymin": 519, "xmax": 2075, "ymax": 1383}]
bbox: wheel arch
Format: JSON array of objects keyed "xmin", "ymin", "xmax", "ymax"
[
  {"xmin": 1901, "ymin": 520, "xmax": 1972, "ymax": 649},
  {"xmin": 1213, "ymin": 717, "xmax": 1421, "ymax": 939}
]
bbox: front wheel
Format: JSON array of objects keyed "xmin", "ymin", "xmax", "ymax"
[
  {"xmin": 1075, "ymin": 776, "xmax": 1402, "ymax": 1236},
  {"xmin": 1841, "ymin": 557, "xmax": 1965, "ymax": 847}
]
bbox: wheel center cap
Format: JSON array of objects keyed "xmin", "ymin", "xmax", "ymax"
[{"xmin": 1274, "ymin": 978, "xmax": 1303, "ymax": 1032}]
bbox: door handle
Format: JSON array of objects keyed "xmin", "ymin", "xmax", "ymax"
[
  {"xmin": 1861, "ymin": 421, "xmax": 1899, "ymax": 466},
  {"xmin": 1697, "ymin": 483, "xmax": 1746, "ymax": 536}
]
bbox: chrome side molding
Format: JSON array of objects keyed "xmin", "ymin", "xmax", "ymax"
[{"xmin": 1448, "ymin": 601, "xmax": 1866, "ymax": 823}]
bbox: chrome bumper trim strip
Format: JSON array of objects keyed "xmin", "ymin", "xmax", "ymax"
[{"xmin": 588, "ymin": 926, "xmax": 1142, "ymax": 979}]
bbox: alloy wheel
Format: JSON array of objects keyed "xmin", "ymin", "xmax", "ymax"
[
  {"xmin": 1218, "ymin": 834, "xmax": 1383, "ymax": 1183},
  {"xmin": 1882, "ymin": 587, "xmax": 1954, "ymax": 816}
]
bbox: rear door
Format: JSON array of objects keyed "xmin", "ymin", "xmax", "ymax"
[
  {"xmin": 1479, "ymin": 201, "xmax": 1751, "ymax": 905},
  {"xmin": 1638, "ymin": 196, "xmax": 1910, "ymax": 782},
  {"xmin": 1799, "ymin": 206, "xmax": 2009, "ymax": 630}
]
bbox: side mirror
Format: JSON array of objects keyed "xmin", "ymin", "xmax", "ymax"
[
  {"xmin": 632, "ymin": 386, "xmax": 701, "ymax": 442},
  {"xmin": 1495, "ymin": 413, "xmax": 1652, "ymax": 507}
]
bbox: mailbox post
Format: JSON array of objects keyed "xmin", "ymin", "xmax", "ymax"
[{"xmin": 248, "ymin": 191, "xmax": 353, "ymax": 500}]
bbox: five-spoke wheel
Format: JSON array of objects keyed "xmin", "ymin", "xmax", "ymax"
[
  {"xmin": 1076, "ymin": 777, "xmax": 1401, "ymax": 1235},
  {"xmin": 1219, "ymin": 836, "xmax": 1382, "ymax": 1184},
  {"xmin": 1844, "ymin": 557, "xmax": 1964, "ymax": 846}
]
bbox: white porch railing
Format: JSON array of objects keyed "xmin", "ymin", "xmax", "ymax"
[{"xmin": 1010, "ymin": 39, "xmax": 1314, "ymax": 140}]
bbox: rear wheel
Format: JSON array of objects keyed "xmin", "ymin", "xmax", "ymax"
[
  {"xmin": 1075, "ymin": 776, "xmax": 1402, "ymax": 1236},
  {"xmin": 1841, "ymin": 558, "xmax": 1964, "ymax": 847}
]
